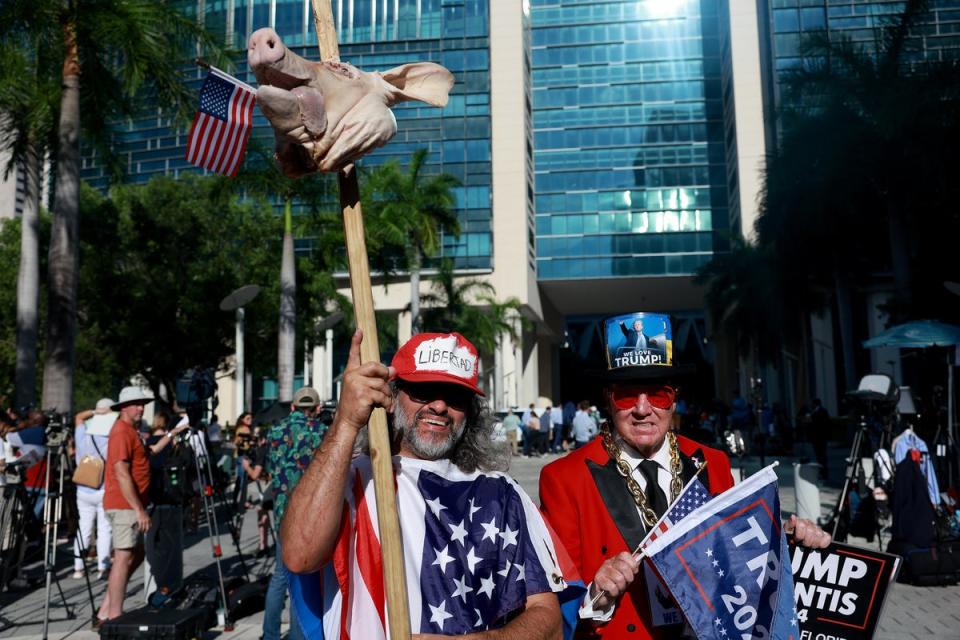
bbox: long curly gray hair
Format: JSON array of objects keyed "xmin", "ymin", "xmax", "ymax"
[{"xmin": 356, "ymin": 382, "xmax": 510, "ymax": 473}]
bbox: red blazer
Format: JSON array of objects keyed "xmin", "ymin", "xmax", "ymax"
[{"xmin": 540, "ymin": 435, "xmax": 734, "ymax": 639}]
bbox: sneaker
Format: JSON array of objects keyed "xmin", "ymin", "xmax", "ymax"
[{"xmin": 71, "ymin": 570, "xmax": 84, "ymax": 579}]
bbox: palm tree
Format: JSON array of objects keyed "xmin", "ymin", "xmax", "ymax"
[
  {"xmin": 363, "ymin": 149, "xmax": 461, "ymax": 335},
  {"xmin": 0, "ymin": 40, "xmax": 57, "ymax": 408},
  {"xmin": 778, "ymin": 0, "xmax": 960, "ymax": 315},
  {"xmin": 227, "ymin": 145, "xmax": 339, "ymax": 401},
  {"xmin": 1, "ymin": 0, "xmax": 224, "ymax": 412},
  {"xmin": 419, "ymin": 260, "xmax": 529, "ymax": 395}
]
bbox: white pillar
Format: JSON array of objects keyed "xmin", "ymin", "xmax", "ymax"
[
  {"xmin": 313, "ymin": 344, "xmax": 324, "ymax": 398},
  {"xmin": 398, "ymin": 310, "xmax": 412, "ymax": 348},
  {"xmin": 325, "ymin": 328, "xmax": 334, "ymax": 401},
  {"xmin": 235, "ymin": 307, "xmax": 245, "ymax": 416},
  {"xmin": 303, "ymin": 339, "xmax": 311, "ymax": 386}
]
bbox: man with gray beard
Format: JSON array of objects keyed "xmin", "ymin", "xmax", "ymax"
[{"xmin": 280, "ymin": 331, "xmax": 582, "ymax": 638}]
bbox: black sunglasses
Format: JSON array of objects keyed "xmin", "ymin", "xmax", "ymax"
[{"xmin": 398, "ymin": 381, "xmax": 474, "ymax": 411}]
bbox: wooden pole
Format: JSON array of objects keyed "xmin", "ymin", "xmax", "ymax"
[{"xmin": 308, "ymin": 2, "xmax": 412, "ymax": 638}]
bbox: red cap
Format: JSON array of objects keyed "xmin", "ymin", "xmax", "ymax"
[{"xmin": 391, "ymin": 332, "xmax": 485, "ymax": 396}]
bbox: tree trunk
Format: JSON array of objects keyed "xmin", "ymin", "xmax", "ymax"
[
  {"xmin": 886, "ymin": 202, "xmax": 912, "ymax": 316},
  {"xmin": 278, "ymin": 198, "xmax": 296, "ymax": 402},
  {"xmin": 15, "ymin": 145, "xmax": 42, "ymax": 409},
  {"xmin": 833, "ymin": 272, "xmax": 858, "ymax": 393},
  {"xmin": 41, "ymin": 21, "xmax": 81, "ymax": 414},
  {"xmin": 409, "ymin": 249, "xmax": 421, "ymax": 335}
]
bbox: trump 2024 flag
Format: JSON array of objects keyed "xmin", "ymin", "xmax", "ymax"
[
  {"xmin": 287, "ymin": 456, "xmax": 585, "ymax": 640},
  {"xmin": 185, "ymin": 68, "xmax": 255, "ymax": 176},
  {"xmin": 643, "ymin": 464, "xmax": 800, "ymax": 640}
]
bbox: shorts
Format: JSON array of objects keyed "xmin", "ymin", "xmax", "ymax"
[{"xmin": 106, "ymin": 509, "xmax": 144, "ymax": 549}]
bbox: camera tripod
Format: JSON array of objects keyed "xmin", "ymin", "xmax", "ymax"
[
  {"xmin": 41, "ymin": 418, "xmax": 96, "ymax": 640},
  {"xmin": 827, "ymin": 424, "xmax": 891, "ymax": 550}
]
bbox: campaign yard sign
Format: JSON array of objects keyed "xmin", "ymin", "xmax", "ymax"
[{"xmin": 789, "ymin": 542, "xmax": 900, "ymax": 640}]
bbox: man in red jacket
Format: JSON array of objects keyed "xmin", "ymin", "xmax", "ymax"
[{"xmin": 540, "ymin": 312, "xmax": 829, "ymax": 639}]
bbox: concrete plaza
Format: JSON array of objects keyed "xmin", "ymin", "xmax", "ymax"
[{"xmin": 0, "ymin": 441, "xmax": 957, "ymax": 640}]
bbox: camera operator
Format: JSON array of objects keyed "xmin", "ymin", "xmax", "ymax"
[
  {"xmin": 96, "ymin": 387, "xmax": 188, "ymax": 627},
  {"xmin": 3, "ymin": 409, "xmax": 50, "ymax": 520}
]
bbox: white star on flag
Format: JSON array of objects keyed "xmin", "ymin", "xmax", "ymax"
[
  {"xmin": 717, "ymin": 569, "xmax": 725, "ymax": 578},
  {"xmin": 426, "ymin": 496, "xmax": 447, "ymax": 519},
  {"xmin": 515, "ymin": 563, "xmax": 526, "ymax": 582},
  {"xmin": 451, "ymin": 574, "xmax": 474, "ymax": 603},
  {"xmin": 478, "ymin": 572, "xmax": 496, "ymax": 599},
  {"xmin": 480, "ymin": 517, "xmax": 500, "ymax": 543},
  {"xmin": 498, "ymin": 560, "xmax": 512, "ymax": 579},
  {"xmin": 465, "ymin": 546, "xmax": 482, "ymax": 574},
  {"xmin": 432, "ymin": 545, "xmax": 454, "ymax": 573},
  {"xmin": 499, "ymin": 525, "xmax": 519, "ymax": 549},
  {"xmin": 468, "ymin": 497, "xmax": 481, "ymax": 521},
  {"xmin": 474, "ymin": 608, "xmax": 483, "ymax": 627},
  {"xmin": 705, "ymin": 548, "xmax": 713, "ymax": 557},
  {"xmin": 428, "ymin": 601, "xmax": 453, "ymax": 629},
  {"xmin": 449, "ymin": 519, "xmax": 468, "ymax": 545}
]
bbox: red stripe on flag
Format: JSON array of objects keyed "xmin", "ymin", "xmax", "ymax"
[
  {"xmin": 191, "ymin": 114, "xmax": 215, "ymax": 168},
  {"xmin": 213, "ymin": 87, "xmax": 243, "ymax": 175},
  {"xmin": 540, "ymin": 509, "xmax": 582, "ymax": 583},
  {"xmin": 333, "ymin": 498, "xmax": 352, "ymax": 640},
  {"xmin": 200, "ymin": 118, "xmax": 226, "ymax": 171},
  {"xmin": 184, "ymin": 113, "xmax": 203, "ymax": 163},
  {"xmin": 225, "ymin": 90, "xmax": 255, "ymax": 176},
  {"xmin": 353, "ymin": 470, "xmax": 386, "ymax": 632}
]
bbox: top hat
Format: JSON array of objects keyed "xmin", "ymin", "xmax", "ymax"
[{"xmin": 587, "ymin": 312, "xmax": 694, "ymax": 382}]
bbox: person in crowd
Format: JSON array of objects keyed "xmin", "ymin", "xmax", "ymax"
[
  {"xmin": 501, "ymin": 407, "xmax": 521, "ymax": 456},
  {"xmin": 72, "ymin": 398, "xmax": 115, "ymax": 580},
  {"xmin": 281, "ymin": 331, "xmax": 572, "ymax": 638},
  {"xmin": 525, "ymin": 408, "xmax": 543, "ymax": 457},
  {"xmin": 96, "ymin": 387, "xmax": 188, "ymax": 626},
  {"xmin": 571, "ymin": 400, "xmax": 597, "ymax": 449},
  {"xmin": 550, "ymin": 402, "xmax": 565, "ymax": 453},
  {"xmin": 261, "ymin": 386, "xmax": 328, "ymax": 640},
  {"xmin": 232, "ymin": 412, "xmax": 255, "ymax": 508},
  {"xmin": 539, "ymin": 312, "xmax": 832, "ymax": 638},
  {"xmin": 809, "ymin": 397, "xmax": 830, "ymax": 478},
  {"xmin": 206, "ymin": 413, "xmax": 223, "ymax": 460}
]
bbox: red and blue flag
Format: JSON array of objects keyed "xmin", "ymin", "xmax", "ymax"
[
  {"xmin": 643, "ymin": 464, "xmax": 800, "ymax": 639},
  {"xmin": 185, "ymin": 68, "xmax": 256, "ymax": 177}
]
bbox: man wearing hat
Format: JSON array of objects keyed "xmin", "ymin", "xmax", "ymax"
[
  {"xmin": 539, "ymin": 312, "xmax": 830, "ymax": 639},
  {"xmin": 96, "ymin": 386, "xmax": 188, "ymax": 625},
  {"xmin": 280, "ymin": 331, "xmax": 579, "ymax": 638},
  {"xmin": 261, "ymin": 386, "xmax": 326, "ymax": 640}
]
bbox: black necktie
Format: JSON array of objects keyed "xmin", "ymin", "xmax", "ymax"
[{"xmin": 638, "ymin": 460, "xmax": 668, "ymax": 519}]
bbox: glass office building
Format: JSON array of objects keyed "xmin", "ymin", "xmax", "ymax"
[
  {"xmin": 80, "ymin": 0, "xmax": 494, "ymax": 271},
  {"xmin": 530, "ymin": 0, "xmax": 730, "ymax": 280}
]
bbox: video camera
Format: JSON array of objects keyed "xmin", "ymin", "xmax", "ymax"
[
  {"xmin": 235, "ymin": 431, "xmax": 257, "ymax": 456},
  {"xmin": 43, "ymin": 411, "xmax": 70, "ymax": 448}
]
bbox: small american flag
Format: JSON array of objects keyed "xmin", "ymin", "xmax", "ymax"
[
  {"xmin": 185, "ymin": 68, "xmax": 256, "ymax": 177},
  {"xmin": 644, "ymin": 476, "xmax": 711, "ymax": 547}
]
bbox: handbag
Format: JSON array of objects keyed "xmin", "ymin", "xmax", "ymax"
[{"xmin": 72, "ymin": 436, "xmax": 105, "ymax": 489}]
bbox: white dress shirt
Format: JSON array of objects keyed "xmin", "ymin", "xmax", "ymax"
[{"xmin": 580, "ymin": 435, "xmax": 675, "ymax": 621}]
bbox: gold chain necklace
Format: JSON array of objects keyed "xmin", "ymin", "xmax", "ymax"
[{"xmin": 601, "ymin": 426, "xmax": 683, "ymax": 527}]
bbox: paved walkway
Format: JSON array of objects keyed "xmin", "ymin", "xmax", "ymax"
[{"xmin": 1, "ymin": 441, "xmax": 957, "ymax": 639}]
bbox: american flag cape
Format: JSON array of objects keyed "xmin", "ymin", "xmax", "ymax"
[
  {"xmin": 184, "ymin": 68, "xmax": 256, "ymax": 177},
  {"xmin": 287, "ymin": 456, "xmax": 585, "ymax": 639},
  {"xmin": 643, "ymin": 464, "xmax": 800, "ymax": 640}
]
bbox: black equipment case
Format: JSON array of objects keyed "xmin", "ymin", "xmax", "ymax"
[{"xmin": 99, "ymin": 606, "xmax": 211, "ymax": 640}]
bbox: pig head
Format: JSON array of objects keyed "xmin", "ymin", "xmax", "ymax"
[{"xmin": 248, "ymin": 28, "xmax": 454, "ymax": 177}]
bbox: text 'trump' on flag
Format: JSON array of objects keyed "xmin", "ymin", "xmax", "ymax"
[
  {"xmin": 643, "ymin": 464, "xmax": 800, "ymax": 640},
  {"xmin": 185, "ymin": 68, "xmax": 255, "ymax": 177}
]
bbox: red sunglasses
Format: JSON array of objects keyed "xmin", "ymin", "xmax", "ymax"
[{"xmin": 610, "ymin": 384, "xmax": 676, "ymax": 410}]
